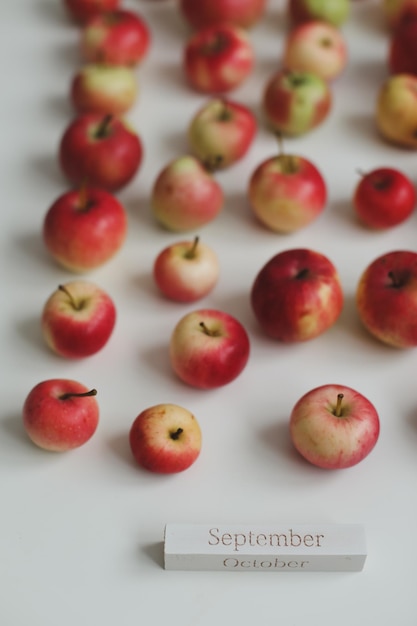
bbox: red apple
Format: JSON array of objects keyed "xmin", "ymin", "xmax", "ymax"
[
  {"xmin": 153, "ymin": 236, "xmax": 220, "ymax": 303},
  {"xmin": 183, "ymin": 23, "xmax": 254, "ymax": 94},
  {"xmin": 63, "ymin": 0, "xmax": 119, "ymax": 24},
  {"xmin": 290, "ymin": 384, "xmax": 380, "ymax": 469},
  {"xmin": 388, "ymin": 16, "xmax": 417, "ymax": 76},
  {"xmin": 356, "ymin": 250, "xmax": 417, "ymax": 348},
  {"xmin": 151, "ymin": 155, "xmax": 224, "ymax": 232},
  {"xmin": 169, "ymin": 309, "xmax": 250, "ymax": 389},
  {"xmin": 129, "ymin": 403, "xmax": 202, "ymax": 473},
  {"xmin": 42, "ymin": 185, "xmax": 128, "ymax": 272},
  {"xmin": 23, "ymin": 379, "xmax": 99, "ymax": 452},
  {"xmin": 263, "ymin": 69, "xmax": 332, "ymax": 136},
  {"xmin": 42, "ymin": 281, "xmax": 116, "ymax": 358},
  {"xmin": 248, "ymin": 148, "xmax": 327, "ymax": 233},
  {"xmin": 283, "ymin": 20, "xmax": 348, "ymax": 82},
  {"xmin": 59, "ymin": 113, "xmax": 143, "ymax": 191},
  {"xmin": 187, "ymin": 98, "xmax": 257, "ymax": 169},
  {"xmin": 70, "ymin": 63, "xmax": 138, "ymax": 115},
  {"xmin": 251, "ymin": 248, "xmax": 344, "ymax": 342},
  {"xmin": 179, "ymin": 0, "xmax": 267, "ymax": 29},
  {"xmin": 383, "ymin": 0, "xmax": 417, "ymax": 30},
  {"xmin": 81, "ymin": 9, "xmax": 150, "ymax": 66},
  {"xmin": 376, "ymin": 74, "xmax": 417, "ymax": 149},
  {"xmin": 353, "ymin": 167, "xmax": 416, "ymax": 229},
  {"xmin": 288, "ymin": 0, "xmax": 350, "ymax": 26}
]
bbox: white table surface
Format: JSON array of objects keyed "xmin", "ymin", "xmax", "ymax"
[{"xmin": 2, "ymin": 1, "xmax": 417, "ymax": 624}]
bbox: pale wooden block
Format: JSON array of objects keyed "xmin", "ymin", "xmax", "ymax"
[{"xmin": 164, "ymin": 523, "xmax": 367, "ymax": 572}]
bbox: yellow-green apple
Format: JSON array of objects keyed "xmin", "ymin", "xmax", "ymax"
[
  {"xmin": 383, "ymin": 0, "xmax": 417, "ymax": 29},
  {"xmin": 169, "ymin": 309, "xmax": 250, "ymax": 389},
  {"xmin": 81, "ymin": 8, "xmax": 150, "ymax": 66},
  {"xmin": 129, "ymin": 403, "xmax": 202, "ymax": 473},
  {"xmin": 42, "ymin": 185, "xmax": 127, "ymax": 272},
  {"xmin": 283, "ymin": 20, "xmax": 348, "ymax": 82},
  {"xmin": 59, "ymin": 113, "xmax": 143, "ymax": 191},
  {"xmin": 42, "ymin": 281, "xmax": 116, "ymax": 358},
  {"xmin": 353, "ymin": 167, "xmax": 416, "ymax": 229},
  {"xmin": 251, "ymin": 248, "xmax": 344, "ymax": 342},
  {"xmin": 70, "ymin": 63, "xmax": 138, "ymax": 115},
  {"xmin": 288, "ymin": 0, "xmax": 350, "ymax": 26},
  {"xmin": 263, "ymin": 70, "xmax": 332, "ymax": 136},
  {"xmin": 187, "ymin": 98, "xmax": 257, "ymax": 169},
  {"xmin": 376, "ymin": 74, "xmax": 417, "ymax": 149},
  {"xmin": 179, "ymin": 0, "xmax": 267, "ymax": 29},
  {"xmin": 151, "ymin": 155, "xmax": 223, "ymax": 232},
  {"xmin": 64, "ymin": 0, "xmax": 119, "ymax": 24},
  {"xmin": 248, "ymin": 149, "xmax": 327, "ymax": 233},
  {"xmin": 183, "ymin": 23, "xmax": 254, "ymax": 93},
  {"xmin": 23, "ymin": 379, "xmax": 99, "ymax": 452},
  {"xmin": 153, "ymin": 236, "xmax": 220, "ymax": 303},
  {"xmin": 356, "ymin": 250, "xmax": 417, "ymax": 348},
  {"xmin": 290, "ymin": 384, "xmax": 380, "ymax": 469},
  {"xmin": 388, "ymin": 16, "xmax": 417, "ymax": 76}
]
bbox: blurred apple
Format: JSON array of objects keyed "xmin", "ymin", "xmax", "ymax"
[
  {"xmin": 288, "ymin": 0, "xmax": 350, "ymax": 26},
  {"xmin": 70, "ymin": 63, "xmax": 138, "ymax": 115},
  {"xmin": 64, "ymin": 0, "xmax": 119, "ymax": 24},
  {"xmin": 376, "ymin": 74, "xmax": 417, "ymax": 148},
  {"xmin": 179, "ymin": 0, "xmax": 267, "ymax": 29}
]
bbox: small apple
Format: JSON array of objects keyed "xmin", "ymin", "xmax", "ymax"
[
  {"xmin": 42, "ymin": 185, "xmax": 128, "ymax": 272},
  {"xmin": 23, "ymin": 379, "xmax": 99, "ymax": 452},
  {"xmin": 70, "ymin": 63, "xmax": 138, "ymax": 116},
  {"xmin": 59, "ymin": 113, "xmax": 143, "ymax": 191},
  {"xmin": 376, "ymin": 74, "xmax": 417, "ymax": 149},
  {"xmin": 42, "ymin": 281, "xmax": 116, "ymax": 358},
  {"xmin": 290, "ymin": 384, "xmax": 380, "ymax": 469},
  {"xmin": 151, "ymin": 155, "xmax": 224, "ymax": 232},
  {"xmin": 353, "ymin": 167, "xmax": 416, "ymax": 229},
  {"xmin": 283, "ymin": 20, "xmax": 348, "ymax": 82},
  {"xmin": 356, "ymin": 250, "xmax": 417, "ymax": 348},
  {"xmin": 153, "ymin": 236, "xmax": 220, "ymax": 303},
  {"xmin": 81, "ymin": 8, "xmax": 151, "ymax": 66},
  {"xmin": 183, "ymin": 23, "xmax": 254, "ymax": 94},
  {"xmin": 388, "ymin": 16, "xmax": 417, "ymax": 76},
  {"xmin": 288, "ymin": 0, "xmax": 350, "ymax": 26},
  {"xmin": 169, "ymin": 309, "xmax": 250, "ymax": 389},
  {"xmin": 129, "ymin": 403, "xmax": 202, "ymax": 473},
  {"xmin": 187, "ymin": 98, "xmax": 257, "ymax": 169},
  {"xmin": 263, "ymin": 69, "xmax": 332, "ymax": 137},
  {"xmin": 248, "ymin": 146, "xmax": 327, "ymax": 233},
  {"xmin": 179, "ymin": 0, "xmax": 267, "ymax": 29},
  {"xmin": 383, "ymin": 0, "xmax": 417, "ymax": 29},
  {"xmin": 63, "ymin": 0, "xmax": 120, "ymax": 24},
  {"xmin": 251, "ymin": 248, "xmax": 344, "ymax": 342}
]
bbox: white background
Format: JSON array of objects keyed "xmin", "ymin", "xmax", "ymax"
[{"xmin": 2, "ymin": 0, "xmax": 417, "ymax": 624}]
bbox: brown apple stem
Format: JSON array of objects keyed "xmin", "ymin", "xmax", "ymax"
[
  {"xmin": 199, "ymin": 321, "xmax": 221, "ymax": 337},
  {"xmin": 58, "ymin": 284, "xmax": 81, "ymax": 310},
  {"xmin": 335, "ymin": 393, "xmax": 344, "ymax": 417},
  {"xmin": 170, "ymin": 427, "xmax": 183, "ymax": 440},
  {"xmin": 184, "ymin": 236, "xmax": 199, "ymax": 259},
  {"xmin": 204, "ymin": 154, "xmax": 223, "ymax": 171},
  {"xmin": 218, "ymin": 99, "xmax": 232, "ymax": 122},
  {"xmin": 78, "ymin": 178, "xmax": 89, "ymax": 210},
  {"xmin": 95, "ymin": 114, "xmax": 113, "ymax": 139},
  {"xmin": 60, "ymin": 389, "xmax": 97, "ymax": 401}
]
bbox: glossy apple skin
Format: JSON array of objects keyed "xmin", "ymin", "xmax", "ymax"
[
  {"xmin": 42, "ymin": 281, "xmax": 116, "ymax": 358},
  {"xmin": 151, "ymin": 155, "xmax": 223, "ymax": 232},
  {"xmin": 170, "ymin": 309, "xmax": 250, "ymax": 389},
  {"xmin": 290, "ymin": 384, "xmax": 380, "ymax": 469},
  {"xmin": 43, "ymin": 186, "xmax": 127, "ymax": 272},
  {"xmin": 129, "ymin": 403, "xmax": 202, "ymax": 473},
  {"xmin": 188, "ymin": 98, "xmax": 256, "ymax": 169},
  {"xmin": 383, "ymin": 0, "xmax": 417, "ymax": 29},
  {"xmin": 263, "ymin": 70, "xmax": 332, "ymax": 137},
  {"xmin": 81, "ymin": 9, "xmax": 150, "ymax": 66},
  {"xmin": 248, "ymin": 153, "xmax": 327, "ymax": 233},
  {"xmin": 356, "ymin": 250, "xmax": 417, "ymax": 348},
  {"xmin": 70, "ymin": 64, "xmax": 138, "ymax": 115},
  {"xmin": 179, "ymin": 0, "xmax": 267, "ymax": 29},
  {"xmin": 288, "ymin": 0, "xmax": 350, "ymax": 26},
  {"xmin": 23, "ymin": 379, "xmax": 99, "ymax": 452},
  {"xmin": 251, "ymin": 248, "xmax": 343, "ymax": 342},
  {"xmin": 64, "ymin": 0, "xmax": 119, "ymax": 24},
  {"xmin": 183, "ymin": 23, "xmax": 254, "ymax": 94},
  {"xmin": 389, "ymin": 18, "xmax": 417, "ymax": 76},
  {"xmin": 376, "ymin": 74, "xmax": 417, "ymax": 149},
  {"xmin": 283, "ymin": 21, "xmax": 348, "ymax": 82},
  {"xmin": 353, "ymin": 167, "xmax": 416, "ymax": 229},
  {"xmin": 59, "ymin": 113, "xmax": 143, "ymax": 192},
  {"xmin": 153, "ymin": 238, "xmax": 220, "ymax": 302}
]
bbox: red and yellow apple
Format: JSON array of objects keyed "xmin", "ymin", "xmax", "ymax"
[
  {"xmin": 376, "ymin": 74, "xmax": 417, "ymax": 149},
  {"xmin": 70, "ymin": 63, "xmax": 138, "ymax": 115}
]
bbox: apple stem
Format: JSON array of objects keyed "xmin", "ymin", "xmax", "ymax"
[
  {"xmin": 388, "ymin": 271, "xmax": 402, "ymax": 288},
  {"xmin": 59, "ymin": 389, "xmax": 97, "ymax": 401},
  {"xmin": 335, "ymin": 393, "xmax": 344, "ymax": 418},
  {"xmin": 78, "ymin": 179, "xmax": 89, "ymax": 210},
  {"xmin": 184, "ymin": 236, "xmax": 199, "ymax": 259},
  {"xmin": 218, "ymin": 99, "xmax": 232, "ymax": 122},
  {"xmin": 58, "ymin": 284, "xmax": 82, "ymax": 310},
  {"xmin": 204, "ymin": 154, "xmax": 223, "ymax": 171},
  {"xmin": 170, "ymin": 428, "xmax": 183, "ymax": 440},
  {"xmin": 199, "ymin": 321, "xmax": 221, "ymax": 337},
  {"xmin": 95, "ymin": 114, "xmax": 113, "ymax": 139}
]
